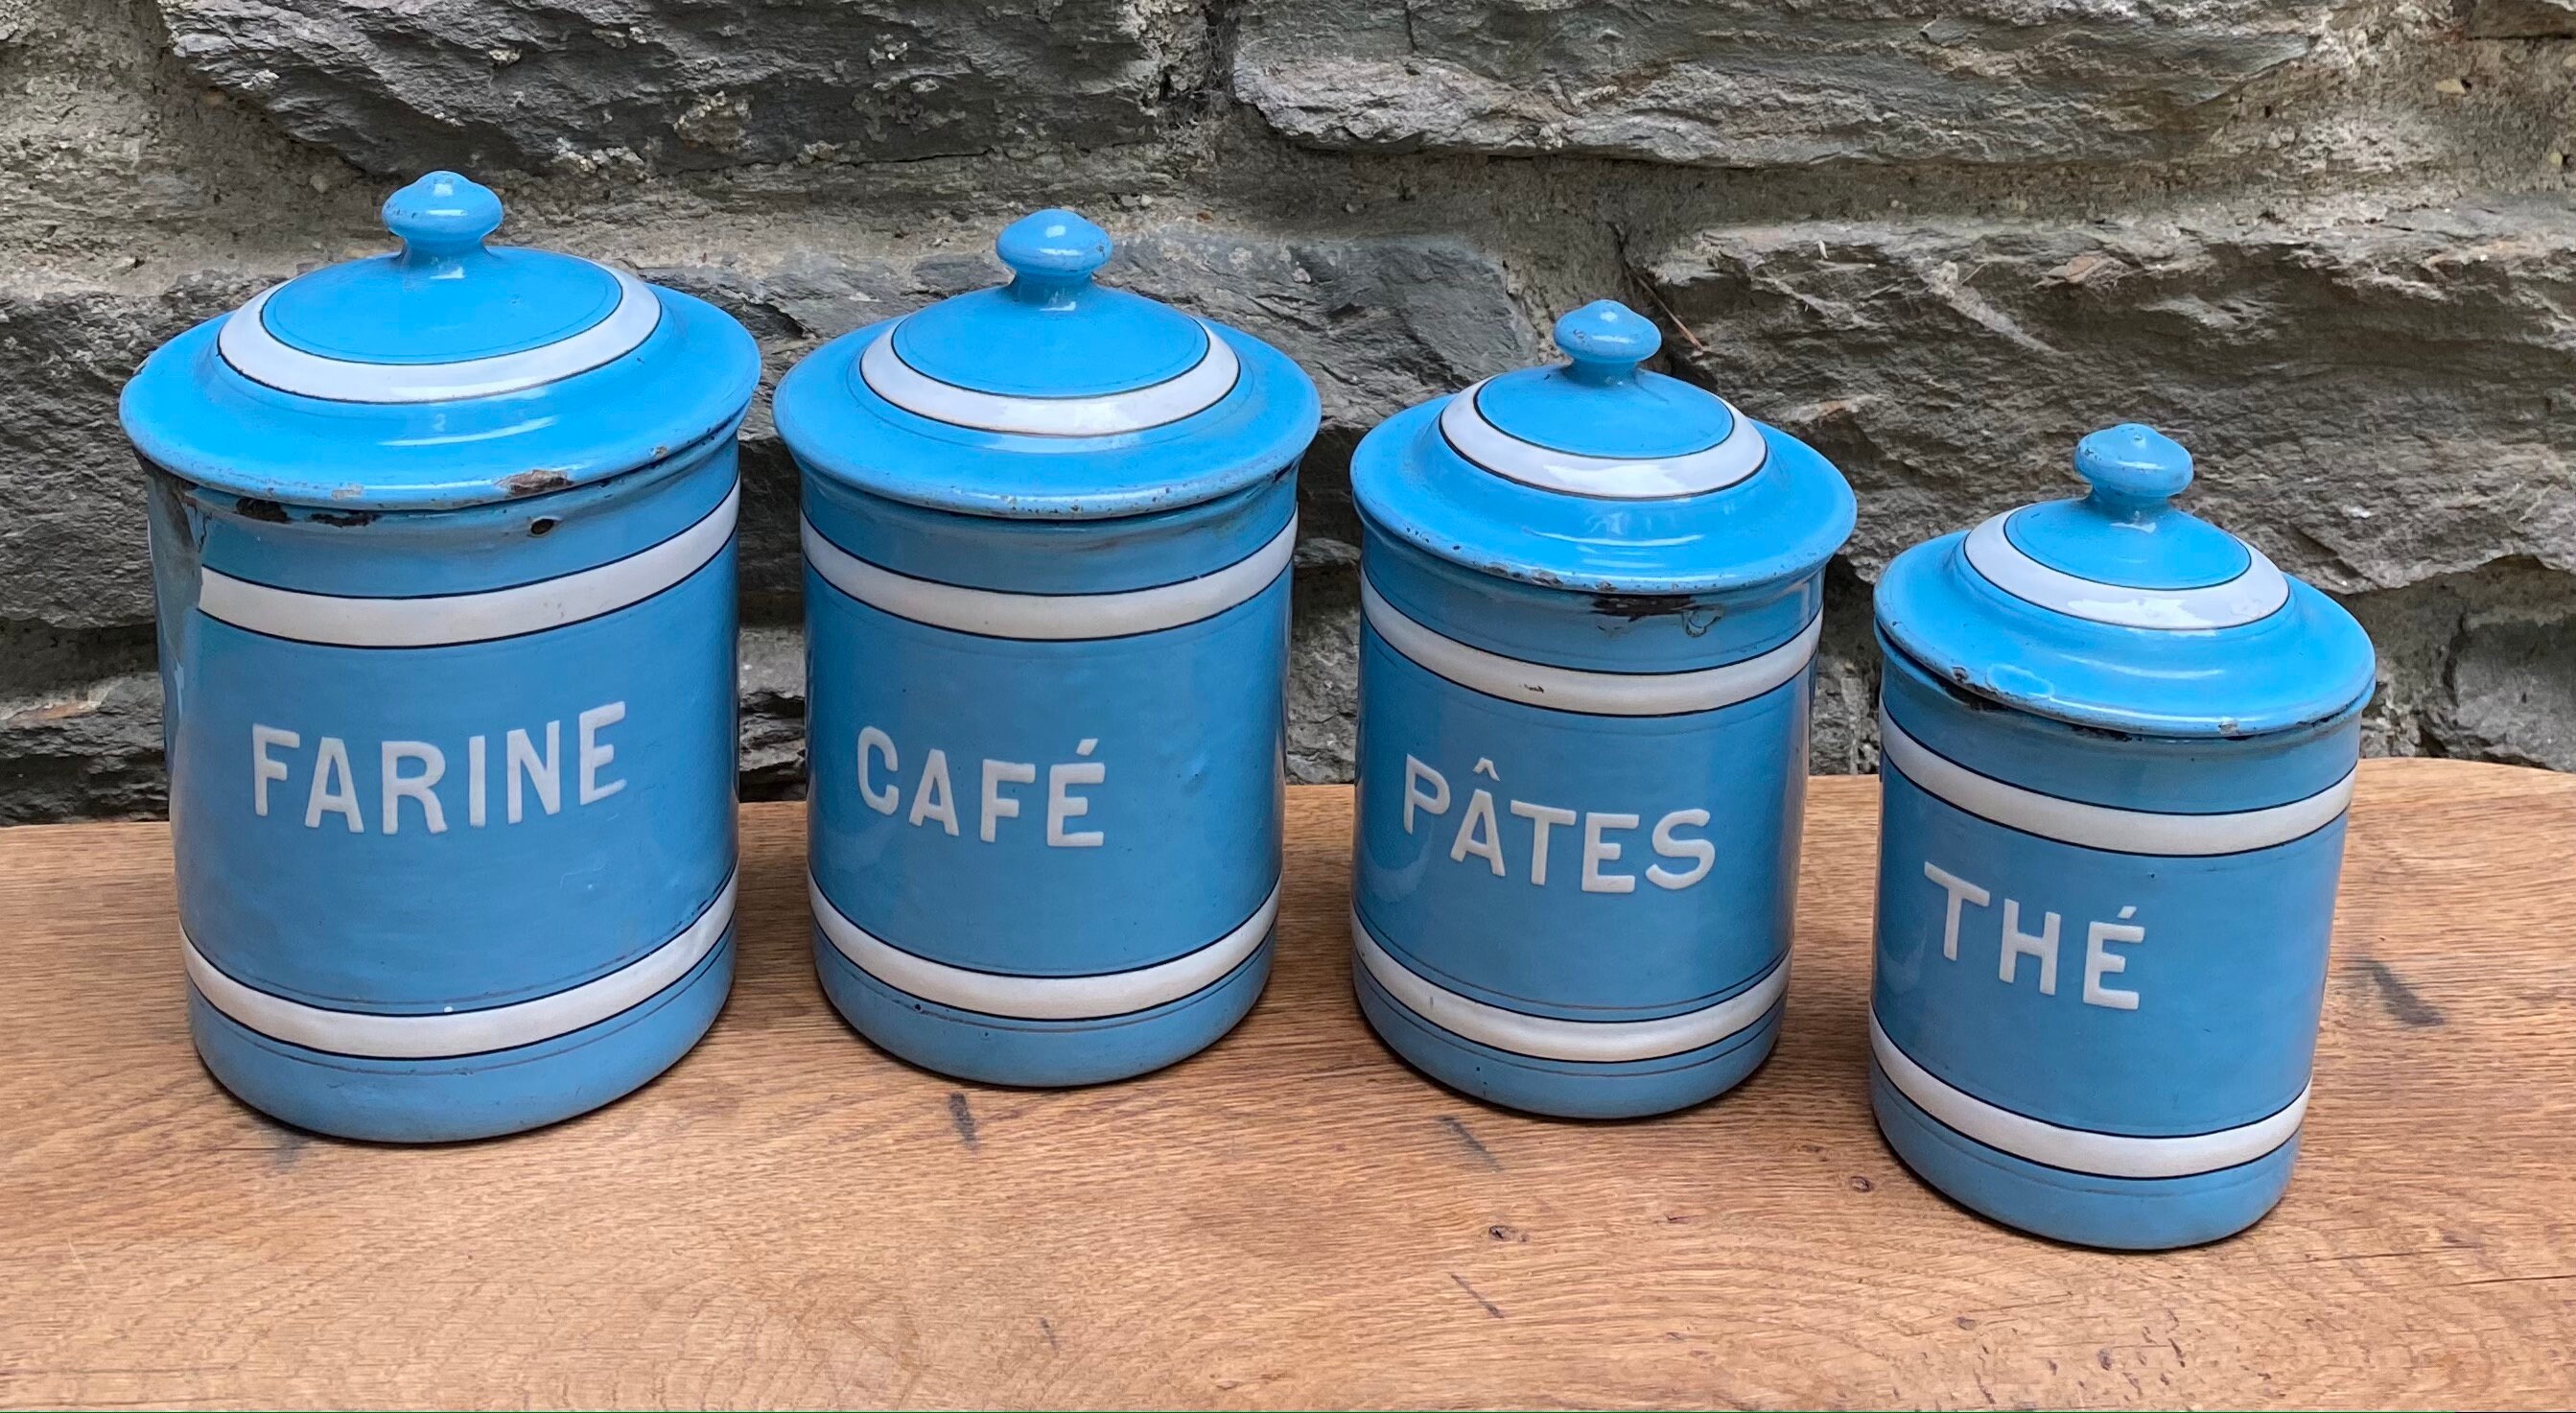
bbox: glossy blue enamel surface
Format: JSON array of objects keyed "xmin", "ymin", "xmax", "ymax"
[
  {"xmin": 817, "ymin": 936, "xmax": 1271, "ymax": 1088},
  {"xmin": 2005, "ymin": 426, "xmax": 2249, "ymax": 590},
  {"xmin": 1358, "ymin": 966, "xmax": 1784, "ymax": 1120},
  {"xmin": 1472, "ymin": 303, "xmax": 1733, "ymax": 459},
  {"xmin": 778, "ymin": 320, "xmax": 1317, "ymax": 520},
  {"xmin": 892, "ymin": 210, "xmax": 1211, "ymax": 398},
  {"xmin": 1876, "ymin": 425, "xmax": 2375, "ymax": 738},
  {"xmin": 1878, "ymin": 638, "xmax": 2363, "ymax": 814},
  {"xmin": 191, "ymin": 939, "xmax": 733, "ymax": 1144},
  {"xmin": 1354, "ymin": 402, "xmax": 1855, "ymax": 596},
  {"xmin": 120, "ymin": 177, "xmax": 759, "ymax": 512},
  {"xmin": 1878, "ymin": 530, "xmax": 2375, "ymax": 738},
  {"xmin": 263, "ymin": 174, "xmax": 625, "ymax": 365},
  {"xmin": 1872, "ymin": 1067, "xmax": 2300, "ymax": 1250}
]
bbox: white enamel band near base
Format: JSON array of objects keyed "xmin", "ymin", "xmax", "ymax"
[
  {"xmin": 860, "ymin": 318, "xmax": 1240, "ymax": 436},
  {"xmin": 220, "ymin": 265, "xmax": 662, "ymax": 404},
  {"xmin": 1440, "ymin": 380, "xmax": 1768, "ymax": 499},
  {"xmin": 1363, "ymin": 577, "xmax": 1816, "ymax": 717},
  {"xmin": 1880, "ymin": 710, "xmax": 2354, "ymax": 856},
  {"xmin": 185, "ymin": 869, "xmax": 737, "ymax": 1059},
  {"xmin": 812, "ymin": 879, "xmax": 1277, "ymax": 1021},
  {"xmin": 1871, "ymin": 1013, "xmax": 2306, "ymax": 1179},
  {"xmin": 198, "ymin": 484, "xmax": 738, "ymax": 648},
  {"xmin": 1963, "ymin": 512, "xmax": 2290, "ymax": 630},
  {"xmin": 1354, "ymin": 915, "xmax": 1787, "ymax": 1063},
  {"xmin": 805, "ymin": 515, "xmax": 1294, "ymax": 641}
]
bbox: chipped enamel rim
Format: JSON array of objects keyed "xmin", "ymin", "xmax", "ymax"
[
  {"xmin": 218, "ymin": 264, "xmax": 663, "ymax": 404},
  {"xmin": 858, "ymin": 316, "xmax": 1241, "ymax": 436},
  {"xmin": 1437, "ymin": 378, "xmax": 1768, "ymax": 499}
]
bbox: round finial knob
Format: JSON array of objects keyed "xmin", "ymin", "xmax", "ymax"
[
  {"xmin": 2074, "ymin": 423, "xmax": 2193, "ymax": 510},
  {"xmin": 1554, "ymin": 300, "xmax": 1661, "ymax": 385},
  {"xmin": 997, "ymin": 208, "xmax": 1112, "ymax": 297},
  {"xmin": 385, "ymin": 171, "xmax": 503, "ymax": 264}
]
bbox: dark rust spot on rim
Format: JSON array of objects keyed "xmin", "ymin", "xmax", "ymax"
[
  {"xmin": 233, "ymin": 497, "xmax": 293, "ymax": 524},
  {"xmin": 498, "ymin": 468, "xmax": 574, "ymax": 498}
]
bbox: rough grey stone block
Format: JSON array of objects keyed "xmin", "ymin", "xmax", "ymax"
[
  {"xmin": 1232, "ymin": 0, "xmax": 2325, "ymax": 168},
  {"xmin": 156, "ymin": 0, "xmax": 1211, "ymax": 175},
  {"xmin": 1641, "ymin": 200, "xmax": 2576, "ymax": 596},
  {"xmin": 2457, "ymin": 0, "xmax": 2576, "ymax": 37}
]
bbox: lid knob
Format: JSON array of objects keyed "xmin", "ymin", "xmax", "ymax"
[
  {"xmin": 1554, "ymin": 300, "xmax": 1661, "ymax": 386},
  {"xmin": 997, "ymin": 208, "xmax": 1112, "ymax": 304},
  {"xmin": 2074, "ymin": 423, "xmax": 2193, "ymax": 515},
  {"xmin": 384, "ymin": 171, "xmax": 504, "ymax": 266}
]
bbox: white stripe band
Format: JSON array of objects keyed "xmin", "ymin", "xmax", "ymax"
[
  {"xmin": 199, "ymin": 484, "xmax": 738, "ymax": 648},
  {"xmin": 185, "ymin": 869, "xmax": 738, "ymax": 1059},
  {"xmin": 1963, "ymin": 512, "xmax": 2290, "ymax": 630},
  {"xmin": 1871, "ymin": 1013, "xmax": 2306, "ymax": 1179},
  {"xmin": 1440, "ymin": 380, "xmax": 1768, "ymax": 499},
  {"xmin": 1363, "ymin": 577, "xmax": 1817, "ymax": 717},
  {"xmin": 811, "ymin": 877, "xmax": 1277, "ymax": 1020},
  {"xmin": 859, "ymin": 318, "xmax": 1240, "ymax": 436},
  {"xmin": 219, "ymin": 265, "xmax": 663, "ymax": 404},
  {"xmin": 805, "ymin": 514, "xmax": 1294, "ymax": 641},
  {"xmin": 1880, "ymin": 710, "xmax": 2353, "ymax": 856},
  {"xmin": 1353, "ymin": 914, "xmax": 1788, "ymax": 1063}
]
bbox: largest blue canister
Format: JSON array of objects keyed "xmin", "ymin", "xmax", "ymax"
[
  {"xmin": 1348, "ymin": 301, "xmax": 1856, "ymax": 1119},
  {"xmin": 1867, "ymin": 424, "xmax": 2376, "ymax": 1249},
  {"xmin": 776, "ymin": 209, "xmax": 1320, "ymax": 1087},
  {"xmin": 120, "ymin": 173, "xmax": 760, "ymax": 1142}
]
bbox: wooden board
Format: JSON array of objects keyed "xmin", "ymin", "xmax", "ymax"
[{"xmin": 3, "ymin": 759, "xmax": 2572, "ymax": 1409}]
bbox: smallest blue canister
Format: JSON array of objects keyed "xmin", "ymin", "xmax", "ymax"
[
  {"xmin": 1348, "ymin": 301, "xmax": 1855, "ymax": 1119},
  {"xmin": 1868, "ymin": 425, "xmax": 2376, "ymax": 1249}
]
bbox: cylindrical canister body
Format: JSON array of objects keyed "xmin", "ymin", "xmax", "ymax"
[
  {"xmin": 1865, "ymin": 424, "xmax": 2376, "ymax": 1247},
  {"xmin": 1348, "ymin": 303, "xmax": 1855, "ymax": 1118},
  {"xmin": 778, "ymin": 210, "xmax": 1320, "ymax": 1086},
  {"xmin": 121, "ymin": 174, "xmax": 760, "ymax": 1141}
]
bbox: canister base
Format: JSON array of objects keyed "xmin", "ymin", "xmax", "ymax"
[
  {"xmin": 189, "ymin": 933, "xmax": 735, "ymax": 1144},
  {"xmin": 1869, "ymin": 1060, "xmax": 2298, "ymax": 1251},
  {"xmin": 1354, "ymin": 962, "xmax": 1781, "ymax": 1119},
  {"xmin": 813, "ymin": 930, "xmax": 1271, "ymax": 1088}
]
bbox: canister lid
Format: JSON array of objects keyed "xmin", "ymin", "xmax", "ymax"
[
  {"xmin": 1350, "ymin": 300, "xmax": 1855, "ymax": 595},
  {"xmin": 773, "ymin": 208, "xmax": 1320, "ymax": 520},
  {"xmin": 120, "ymin": 172, "xmax": 760, "ymax": 511},
  {"xmin": 1875, "ymin": 424, "xmax": 2377, "ymax": 738}
]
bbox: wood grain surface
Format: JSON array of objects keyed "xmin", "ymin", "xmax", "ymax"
[{"xmin": 3, "ymin": 760, "xmax": 2571, "ymax": 1410}]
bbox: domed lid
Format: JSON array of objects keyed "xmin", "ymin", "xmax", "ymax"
[
  {"xmin": 772, "ymin": 207, "xmax": 1320, "ymax": 520},
  {"xmin": 120, "ymin": 172, "xmax": 760, "ymax": 510},
  {"xmin": 1875, "ymin": 424, "xmax": 2377, "ymax": 738},
  {"xmin": 1349, "ymin": 300, "xmax": 1854, "ymax": 595}
]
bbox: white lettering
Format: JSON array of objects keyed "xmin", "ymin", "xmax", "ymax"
[
  {"xmin": 379, "ymin": 742, "xmax": 447, "ymax": 836},
  {"xmin": 1403, "ymin": 756, "xmax": 1450, "ymax": 834},
  {"xmin": 1646, "ymin": 808, "xmax": 1716, "ymax": 890},
  {"xmin": 857, "ymin": 726, "xmax": 900, "ymax": 814},
  {"xmin": 2084, "ymin": 908, "xmax": 2144, "ymax": 1010},
  {"xmin": 2000, "ymin": 898, "xmax": 2061, "ymax": 996},
  {"xmin": 909, "ymin": 749, "xmax": 959, "ymax": 835},
  {"xmin": 251, "ymin": 724, "xmax": 298, "ymax": 817},
  {"xmin": 1508, "ymin": 799, "xmax": 1576, "ymax": 886},
  {"xmin": 1046, "ymin": 741, "xmax": 1106, "ymax": 848},
  {"xmin": 305, "ymin": 737, "xmax": 363, "ymax": 833},
  {"xmin": 1581, "ymin": 812, "xmax": 1639, "ymax": 894},
  {"xmin": 577, "ymin": 702, "xmax": 626, "ymax": 805},
  {"xmin": 507, "ymin": 723, "xmax": 560, "ymax": 823},
  {"xmin": 1450, "ymin": 789, "xmax": 1506, "ymax": 875},
  {"xmin": 467, "ymin": 733, "xmax": 488, "ymax": 828},
  {"xmin": 1923, "ymin": 861, "xmax": 1991, "ymax": 961},
  {"xmin": 980, "ymin": 759, "xmax": 1036, "ymax": 842}
]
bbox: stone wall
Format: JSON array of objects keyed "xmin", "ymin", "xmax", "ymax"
[{"xmin": 3, "ymin": 0, "xmax": 2570, "ymax": 821}]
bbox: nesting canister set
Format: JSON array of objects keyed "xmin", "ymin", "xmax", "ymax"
[{"xmin": 120, "ymin": 174, "xmax": 2377, "ymax": 1252}]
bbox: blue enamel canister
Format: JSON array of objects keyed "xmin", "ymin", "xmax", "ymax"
[
  {"xmin": 120, "ymin": 174, "xmax": 760, "ymax": 1142},
  {"xmin": 1868, "ymin": 425, "xmax": 2376, "ymax": 1249},
  {"xmin": 775, "ymin": 210, "xmax": 1320, "ymax": 1087},
  {"xmin": 1347, "ymin": 302, "xmax": 1856, "ymax": 1119}
]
